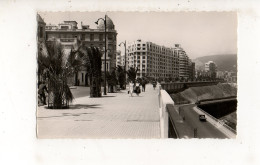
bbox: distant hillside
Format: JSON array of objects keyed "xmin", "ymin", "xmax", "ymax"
[{"xmin": 193, "ymin": 54, "xmax": 237, "ymax": 72}]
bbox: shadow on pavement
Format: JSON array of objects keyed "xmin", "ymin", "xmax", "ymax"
[
  {"xmin": 100, "ymin": 95, "xmax": 116, "ymax": 98},
  {"xmin": 69, "ymin": 104, "xmax": 101, "ymax": 109},
  {"xmin": 37, "ymin": 112, "xmax": 95, "ymax": 119}
]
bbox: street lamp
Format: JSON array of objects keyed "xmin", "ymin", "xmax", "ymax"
[
  {"xmin": 119, "ymin": 40, "xmax": 127, "ymax": 89},
  {"xmin": 95, "ymin": 15, "xmax": 107, "ymax": 95}
]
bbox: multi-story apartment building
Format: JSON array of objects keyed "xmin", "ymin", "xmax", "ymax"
[
  {"xmin": 188, "ymin": 60, "xmax": 195, "ymax": 81},
  {"xmin": 44, "ymin": 16, "xmax": 118, "ymax": 86},
  {"xmin": 127, "ymin": 40, "xmax": 192, "ymax": 80},
  {"xmin": 174, "ymin": 44, "xmax": 190, "ymax": 79}
]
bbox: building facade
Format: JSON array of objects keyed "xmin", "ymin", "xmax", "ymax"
[
  {"xmin": 116, "ymin": 50, "xmax": 122, "ymax": 67},
  {"xmin": 127, "ymin": 40, "xmax": 193, "ymax": 80},
  {"xmin": 204, "ymin": 61, "xmax": 217, "ymax": 79},
  {"xmin": 44, "ymin": 16, "xmax": 118, "ymax": 86}
]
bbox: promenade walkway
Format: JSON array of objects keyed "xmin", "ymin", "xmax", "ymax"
[{"xmin": 37, "ymin": 84, "xmax": 160, "ymax": 138}]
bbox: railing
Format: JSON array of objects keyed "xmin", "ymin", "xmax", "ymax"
[
  {"xmin": 160, "ymin": 81, "xmax": 223, "ymax": 91},
  {"xmin": 46, "ymin": 29, "xmax": 117, "ymax": 33}
]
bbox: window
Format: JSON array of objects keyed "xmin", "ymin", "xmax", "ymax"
[
  {"xmin": 108, "ymin": 34, "xmax": 113, "ymax": 40},
  {"xmin": 90, "ymin": 34, "xmax": 94, "ymax": 41}
]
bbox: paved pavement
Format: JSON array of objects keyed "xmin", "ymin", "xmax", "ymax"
[
  {"xmin": 70, "ymin": 86, "xmax": 90, "ymax": 98},
  {"xmin": 178, "ymin": 104, "xmax": 228, "ymax": 138},
  {"xmin": 37, "ymin": 84, "xmax": 160, "ymax": 139}
]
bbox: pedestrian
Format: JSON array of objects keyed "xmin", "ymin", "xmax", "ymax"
[
  {"xmin": 141, "ymin": 79, "xmax": 146, "ymax": 92},
  {"xmin": 38, "ymin": 81, "xmax": 48, "ymax": 105},
  {"xmin": 135, "ymin": 80, "xmax": 141, "ymax": 96},
  {"xmin": 129, "ymin": 81, "xmax": 134, "ymax": 97},
  {"xmin": 152, "ymin": 81, "xmax": 157, "ymax": 90}
]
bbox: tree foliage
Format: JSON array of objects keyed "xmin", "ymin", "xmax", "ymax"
[
  {"xmin": 78, "ymin": 46, "xmax": 102, "ymax": 97},
  {"xmin": 38, "ymin": 41, "xmax": 74, "ymax": 109},
  {"xmin": 116, "ymin": 65, "xmax": 126, "ymax": 89},
  {"xmin": 106, "ymin": 68, "xmax": 118, "ymax": 93},
  {"xmin": 127, "ymin": 67, "xmax": 138, "ymax": 84}
]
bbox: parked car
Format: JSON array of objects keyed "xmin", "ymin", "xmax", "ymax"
[{"xmin": 199, "ymin": 115, "xmax": 207, "ymax": 121}]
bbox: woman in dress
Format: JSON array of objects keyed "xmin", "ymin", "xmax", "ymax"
[{"xmin": 129, "ymin": 81, "xmax": 134, "ymax": 97}]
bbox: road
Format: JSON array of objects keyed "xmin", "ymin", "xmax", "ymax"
[{"xmin": 178, "ymin": 104, "xmax": 227, "ymax": 138}]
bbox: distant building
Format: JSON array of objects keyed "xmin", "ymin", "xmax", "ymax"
[
  {"xmin": 205, "ymin": 61, "xmax": 217, "ymax": 78},
  {"xmin": 205, "ymin": 61, "xmax": 217, "ymax": 72},
  {"xmin": 121, "ymin": 54, "xmax": 127, "ymax": 69},
  {"xmin": 44, "ymin": 15, "xmax": 118, "ymax": 86},
  {"xmin": 116, "ymin": 50, "xmax": 121, "ymax": 67},
  {"xmin": 127, "ymin": 40, "xmax": 192, "ymax": 80},
  {"xmin": 174, "ymin": 44, "xmax": 187, "ymax": 79},
  {"xmin": 225, "ymin": 71, "xmax": 237, "ymax": 83},
  {"xmin": 196, "ymin": 70, "xmax": 211, "ymax": 79},
  {"xmin": 189, "ymin": 61, "xmax": 196, "ymax": 81},
  {"xmin": 216, "ymin": 71, "xmax": 224, "ymax": 79}
]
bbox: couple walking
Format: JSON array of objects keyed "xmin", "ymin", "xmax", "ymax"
[{"xmin": 128, "ymin": 80, "xmax": 144, "ymax": 97}]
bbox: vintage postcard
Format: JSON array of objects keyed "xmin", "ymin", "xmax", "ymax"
[{"xmin": 37, "ymin": 11, "xmax": 237, "ymax": 139}]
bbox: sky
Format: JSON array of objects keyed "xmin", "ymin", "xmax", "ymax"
[{"xmin": 38, "ymin": 11, "xmax": 237, "ymax": 59}]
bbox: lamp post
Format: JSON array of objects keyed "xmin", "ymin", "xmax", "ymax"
[
  {"xmin": 119, "ymin": 40, "xmax": 127, "ymax": 89},
  {"xmin": 95, "ymin": 15, "xmax": 107, "ymax": 95}
]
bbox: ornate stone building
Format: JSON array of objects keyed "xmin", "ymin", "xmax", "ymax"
[{"xmin": 44, "ymin": 15, "xmax": 117, "ymax": 86}]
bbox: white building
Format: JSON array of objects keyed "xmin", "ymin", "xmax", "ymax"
[{"xmin": 127, "ymin": 40, "xmax": 192, "ymax": 80}]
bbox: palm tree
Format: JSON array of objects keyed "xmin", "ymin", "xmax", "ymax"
[
  {"xmin": 107, "ymin": 68, "xmax": 118, "ymax": 93},
  {"xmin": 116, "ymin": 65, "xmax": 126, "ymax": 89},
  {"xmin": 38, "ymin": 41, "xmax": 74, "ymax": 109},
  {"xmin": 127, "ymin": 67, "xmax": 138, "ymax": 84},
  {"xmin": 67, "ymin": 48, "xmax": 84, "ymax": 86},
  {"xmin": 78, "ymin": 46, "xmax": 102, "ymax": 97}
]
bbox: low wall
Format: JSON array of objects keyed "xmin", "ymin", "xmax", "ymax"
[
  {"xmin": 195, "ymin": 106, "xmax": 236, "ymax": 138},
  {"xmin": 158, "ymin": 89, "xmax": 174, "ymax": 138},
  {"xmin": 167, "ymin": 105, "xmax": 194, "ymax": 138},
  {"xmin": 161, "ymin": 81, "xmax": 222, "ymax": 92},
  {"xmin": 158, "ymin": 89, "xmax": 194, "ymax": 138}
]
